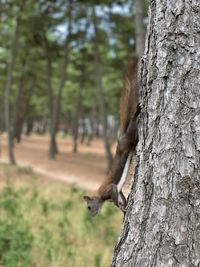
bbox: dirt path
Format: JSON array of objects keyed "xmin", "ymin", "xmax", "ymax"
[{"xmin": 0, "ymin": 134, "xmax": 109, "ymax": 191}]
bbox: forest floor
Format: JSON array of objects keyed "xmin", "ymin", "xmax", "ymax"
[
  {"xmin": 0, "ymin": 133, "xmax": 110, "ymax": 192},
  {"xmin": 0, "ymin": 133, "xmax": 133, "ymax": 195}
]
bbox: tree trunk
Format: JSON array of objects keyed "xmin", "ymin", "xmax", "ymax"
[
  {"xmin": 112, "ymin": 1, "xmax": 200, "ymax": 266},
  {"xmin": 43, "ymin": 34, "xmax": 54, "ymax": 137},
  {"xmin": 25, "ymin": 119, "xmax": 33, "ymax": 136},
  {"xmin": 86, "ymin": 117, "xmax": 93, "ymax": 146},
  {"xmin": 92, "ymin": 6, "xmax": 113, "ymax": 170},
  {"xmin": 13, "ymin": 81, "xmax": 35, "ymax": 142},
  {"xmin": 4, "ymin": 19, "xmax": 20, "ymax": 165},
  {"xmin": 80, "ymin": 115, "xmax": 86, "ymax": 144},
  {"xmin": 0, "ymin": 102, "xmax": 5, "ymax": 132},
  {"xmin": 13, "ymin": 59, "xmax": 26, "ymax": 143},
  {"xmin": 134, "ymin": 0, "xmax": 146, "ymax": 58},
  {"xmin": 49, "ymin": 0, "xmax": 72, "ymax": 159},
  {"xmin": 73, "ymin": 85, "xmax": 82, "ymax": 153}
]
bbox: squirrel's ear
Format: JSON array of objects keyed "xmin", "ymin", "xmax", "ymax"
[{"xmin": 83, "ymin": 195, "xmax": 91, "ymax": 202}]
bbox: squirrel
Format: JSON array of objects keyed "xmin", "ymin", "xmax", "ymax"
[{"xmin": 84, "ymin": 55, "xmax": 140, "ymax": 216}]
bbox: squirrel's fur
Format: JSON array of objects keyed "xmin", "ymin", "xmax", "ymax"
[{"xmin": 84, "ymin": 55, "xmax": 140, "ymax": 216}]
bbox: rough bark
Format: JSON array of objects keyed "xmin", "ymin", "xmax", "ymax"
[
  {"xmin": 92, "ymin": 6, "xmax": 113, "ymax": 170},
  {"xmin": 135, "ymin": 0, "xmax": 146, "ymax": 58},
  {"xmin": 112, "ymin": 1, "xmax": 200, "ymax": 266}
]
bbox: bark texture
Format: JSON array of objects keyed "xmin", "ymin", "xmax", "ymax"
[{"xmin": 112, "ymin": 1, "xmax": 200, "ymax": 266}]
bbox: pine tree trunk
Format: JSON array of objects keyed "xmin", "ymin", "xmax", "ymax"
[
  {"xmin": 92, "ymin": 6, "xmax": 113, "ymax": 170},
  {"xmin": 13, "ymin": 59, "xmax": 26, "ymax": 143},
  {"xmin": 112, "ymin": 1, "xmax": 200, "ymax": 266},
  {"xmin": 73, "ymin": 85, "xmax": 82, "ymax": 153},
  {"xmin": 49, "ymin": 0, "xmax": 72, "ymax": 159},
  {"xmin": 4, "ymin": 19, "xmax": 20, "ymax": 165},
  {"xmin": 13, "ymin": 81, "xmax": 35, "ymax": 143},
  {"xmin": 0, "ymin": 100, "xmax": 5, "ymax": 132},
  {"xmin": 43, "ymin": 35, "xmax": 53, "ymax": 138}
]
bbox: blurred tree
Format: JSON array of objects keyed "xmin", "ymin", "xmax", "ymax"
[
  {"xmin": 72, "ymin": 49, "xmax": 86, "ymax": 153},
  {"xmin": 0, "ymin": 0, "xmax": 149, "ymax": 170},
  {"xmin": 134, "ymin": 0, "xmax": 146, "ymax": 57},
  {"xmin": 49, "ymin": 0, "xmax": 73, "ymax": 159},
  {"xmin": 4, "ymin": 8, "xmax": 21, "ymax": 165},
  {"xmin": 92, "ymin": 5, "xmax": 113, "ymax": 170}
]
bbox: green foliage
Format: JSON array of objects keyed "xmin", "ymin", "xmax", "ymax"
[
  {"xmin": 0, "ymin": 186, "xmax": 33, "ymax": 267},
  {"xmin": 82, "ymin": 204, "xmax": 120, "ymax": 247},
  {"xmin": 94, "ymin": 252, "xmax": 102, "ymax": 267},
  {"xmin": 0, "ymin": 0, "xmax": 144, "ymax": 136},
  {"xmin": 0, "ymin": 221, "xmax": 33, "ymax": 267},
  {"xmin": 0, "ymin": 166, "xmax": 123, "ymax": 267}
]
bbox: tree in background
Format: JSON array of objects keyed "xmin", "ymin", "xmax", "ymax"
[
  {"xmin": 92, "ymin": 5, "xmax": 113, "ymax": 170},
  {"xmin": 3, "ymin": 5, "xmax": 22, "ymax": 165},
  {"xmin": 0, "ymin": 0, "xmax": 148, "ymax": 170},
  {"xmin": 48, "ymin": 0, "xmax": 73, "ymax": 159},
  {"xmin": 111, "ymin": 1, "xmax": 200, "ymax": 266}
]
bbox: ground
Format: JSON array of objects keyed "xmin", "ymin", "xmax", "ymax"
[
  {"xmin": 0, "ymin": 133, "xmax": 132, "ymax": 267},
  {"xmin": 0, "ymin": 133, "xmax": 133, "ymax": 195},
  {"xmin": 0, "ymin": 134, "xmax": 108, "ymax": 191}
]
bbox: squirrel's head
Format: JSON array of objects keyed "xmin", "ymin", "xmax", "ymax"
[{"xmin": 83, "ymin": 195, "xmax": 103, "ymax": 216}]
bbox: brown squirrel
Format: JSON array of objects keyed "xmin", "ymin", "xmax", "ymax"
[{"xmin": 84, "ymin": 55, "xmax": 140, "ymax": 216}]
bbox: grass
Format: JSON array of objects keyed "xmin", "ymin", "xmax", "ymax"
[{"xmin": 0, "ymin": 164, "xmax": 123, "ymax": 267}]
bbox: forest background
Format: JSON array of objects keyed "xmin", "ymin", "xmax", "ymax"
[{"xmin": 0, "ymin": 1, "xmax": 147, "ymax": 267}]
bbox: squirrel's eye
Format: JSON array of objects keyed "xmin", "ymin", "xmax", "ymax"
[{"xmin": 88, "ymin": 206, "xmax": 91, "ymax": 210}]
